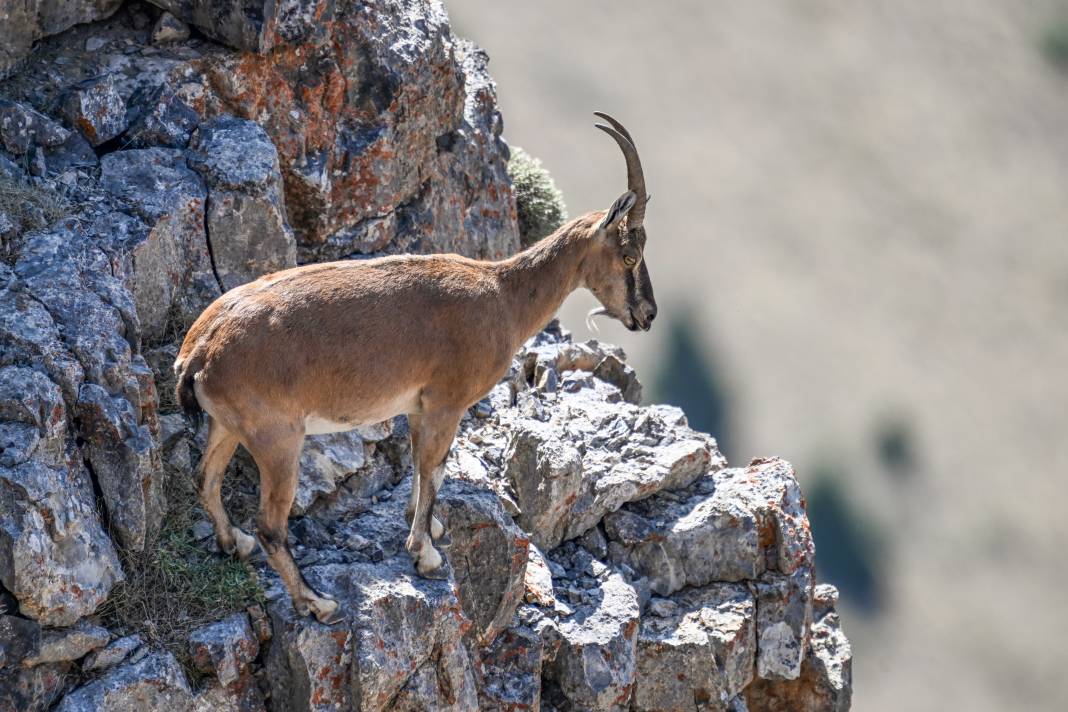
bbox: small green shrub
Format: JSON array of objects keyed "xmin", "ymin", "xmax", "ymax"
[
  {"xmin": 508, "ymin": 146, "xmax": 568, "ymax": 248},
  {"xmin": 99, "ymin": 462, "xmax": 263, "ymax": 679}
]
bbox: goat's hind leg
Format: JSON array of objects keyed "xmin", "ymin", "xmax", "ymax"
[
  {"xmin": 200, "ymin": 419, "xmax": 256, "ymax": 560},
  {"xmin": 405, "ymin": 409, "xmax": 463, "ymax": 579},
  {"xmin": 247, "ymin": 427, "xmax": 343, "ymax": 625}
]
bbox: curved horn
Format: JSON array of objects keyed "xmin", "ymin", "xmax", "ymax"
[
  {"xmin": 593, "ymin": 113, "xmax": 647, "ymax": 228},
  {"xmin": 593, "ymin": 111, "xmax": 636, "ymax": 147}
]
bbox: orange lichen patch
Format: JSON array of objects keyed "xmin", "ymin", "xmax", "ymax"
[{"xmin": 75, "ymin": 117, "xmax": 97, "ymax": 143}]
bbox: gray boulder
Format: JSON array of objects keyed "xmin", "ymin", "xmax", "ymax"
[
  {"xmin": 266, "ymin": 556, "xmax": 478, "ymax": 711},
  {"xmin": 633, "ymin": 584, "xmax": 756, "ymax": 712},
  {"xmin": 0, "ymin": 458, "xmax": 123, "ymax": 625},
  {"xmin": 603, "ymin": 458, "xmax": 814, "ymax": 596},
  {"xmin": 477, "ymin": 624, "xmax": 543, "ymax": 711},
  {"xmin": 58, "ymin": 74, "xmax": 126, "ymax": 146},
  {"xmin": 99, "ymin": 148, "xmax": 217, "ymax": 338},
  {"xmin": 753, "ymin": 567, "xmax": 815, "ymax": 681},
  {"xmin": 544, "ymin": 550, "xmax": 641, "ymax": 711},
  {"xmin": 436, "ymin": 480, "xmax": 529, "ymax": 646},
  {"xmin": 188, "ymin": 613, "xmax": 259, "ymax": 686},
  {"xmin": 744, "ymin": 585, "xmax": 852, "ymax": 711},
  {"xmin": 83, "ymin": 635, "xmax": 143, "ymax": 673},
  {"xmin": 0, "ymin": 266, "xmax": 84, "ymax": 404},
  {"xmin": 186, "ymin": 116, "xmax": 297, "ymax": 290},
  {"xmin": 55, "ymin": 649, "xmax": 194, "ymax": 712},
  {"xmin": 21, "ymin": 622, "xmax": 110, "ymax": 666},
  {"xmin": 76, "ymin": 382, "xmax": 164, "ymax": 551},
  {"xmin": 0, "ymin": 99, "xmax": 69, "ymax": 155},
  {"xmin": 124, "ymin": 85, "xmax": 199, "ymax": 149}
]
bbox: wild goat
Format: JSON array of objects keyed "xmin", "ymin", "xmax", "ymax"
[{"xmin": 174, "ymin": 113, "xmax": 657, "ymax": 624}]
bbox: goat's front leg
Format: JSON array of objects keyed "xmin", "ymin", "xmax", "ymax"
[
  {"xmin": 405, "ymin": 408, "xmax": 462, "ymax": 579},
  {"xmin": 405, "ymin": 423, "xmax": 445, "ymax": 542}
]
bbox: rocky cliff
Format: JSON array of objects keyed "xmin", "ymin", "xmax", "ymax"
[{"xmin": 0, "ymin": 2, "xmax": 851, "ymax": 710}]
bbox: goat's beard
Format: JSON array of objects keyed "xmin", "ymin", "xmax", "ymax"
[{"xmin": 585, "ymin": 307, "xmax": 609, "ymax": 333}]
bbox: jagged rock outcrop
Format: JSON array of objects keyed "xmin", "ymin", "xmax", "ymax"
[{"xmin": 0, "ymin": 1, "xmax": 851, "ymax": 710}]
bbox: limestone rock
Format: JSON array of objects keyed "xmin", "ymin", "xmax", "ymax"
[
  {"xmin": 188, "ymin": 614, "xmax": 259, "ymax": 686},
  {"xmin": 145, "ymin": 0, "xmax": 333, "ymax": 53},
  {"xmin": 99, "ymin": 148, "xmax": 217, "ymax": 338},
  {"xmin": 753, "ymin": 567, "xmax": 814, "ymax": 681},
  {"xmin": 0, "ymin": 660, "xmax": 73, "ymax": 712},
  {"xmin": 55, "ymin": 649, "xmax": 194, "ymax": 711},
  {"xmin": 76, "ymin": 382, "xmax": 164, "ymax": 551},
  {"xmin": 0, "ymin": 99, "xmax": 69, "ymax": 156},
  {"xmin": 296, "ymin": 433, "xmax": 367, "ymax": 513},
  {"xmin": 0, "ymin": 614, "xmax": 40, "ymax": 668},
  {"xmin": 0, "ymin": 266, "xmax": 84, "ymax": 404},
  {"xmin": 500, "ymin": 422, "xmax": 583, "ymax": 551},
  {"xmin": 523, "ymin": 544, "xmax": 556, "ymax": 607},
  {"xmin": 436, "ymin": 480, "xmax": 529, "ymax": 645},
  {"xmin": 0, "ymin": 365, "xmax": 67, "ymax": 469},
  {"xmin": 491, "ymin": 372, "xmax": 719, "ymax": 551},
  {"xmin": 477, "ymin": 624, "xmax": 543, "ymax": 711},
  {"xmin": 544, "ymin": 548, "xmax": 641, "ymax": 711},
  {"xmin": 21, "ymin": 622, "xmax": 110, "ymax": 666},
  {"xmin": 124, "ymin": 85, "xmax": 199, "ymax": 149},
  {"xmin": 603, "ymin": 458, "xmax": 814, "ymax": 597},
  {"xmin": 633, "ymin": 584, "xmax": 756, "ymax": 712},
  {"xmin": 266, "ymin": 556, "xmax": 478, "ymax": 712},
  {"xmin": 1, "ymin": 0, "xmax": 519, "ymax": 260},
  {"xmin": 14, "ymin": 221, "xmax": 143, "ymax": 392},
  {"xmin": 58, "ymin": 74, "xmax": 126, "ymax": 146},
  {"xmin": 744, "ymin": 585, "xmax": 852, "ymax": 711},
  {"xmin": 0, "ymin": 458, "xmax": 123, "ymax": 625},
  {"xmin": 83, "ymin": 635, "xmax": 143, "ymax": 673}
]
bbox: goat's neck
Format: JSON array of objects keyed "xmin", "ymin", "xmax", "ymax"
[{"xmin": 496, "ymin": 221, "xmax": 592, "ymax": 348}]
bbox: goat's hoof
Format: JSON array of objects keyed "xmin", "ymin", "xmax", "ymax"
[
  {"xmin": 415, "ymin": 547, "xmax": 449, "ymax": 580},
  {"xmin": 309, "ymin": 597, "xmax": 344, "ymax": 625},
  {"xmin": 430, "ymin": 516, "xmax": 445, "ymax": 541},
  {"xmin": 232, "ymin": 528, "xmax": 257, "ymax": 560},
  {"xmin": 418, "ymin": 562, "xmax": 450, "ymax": 580}
]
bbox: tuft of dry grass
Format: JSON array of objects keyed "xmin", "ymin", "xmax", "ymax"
[
  {"xmin": 98, "ymin": 460, "xmax": 263, "ymax": 681},
  {"xmin": 0, "ymin": 173, "xmax": 71, "ymax": 262}
]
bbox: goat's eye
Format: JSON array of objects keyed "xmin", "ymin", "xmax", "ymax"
[{"xmin": 623, "ymin": 255, "xmax": 637, "ymax": 267}]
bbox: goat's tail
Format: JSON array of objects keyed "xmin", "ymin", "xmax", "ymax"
[{"xmin": 175, "ymin": 355, "xmax": 205, "ymax": 429}]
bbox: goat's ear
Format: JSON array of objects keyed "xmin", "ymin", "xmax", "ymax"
[{"xmin": 599, "ymin": 191, "xmax": 637, "ymax": 231}]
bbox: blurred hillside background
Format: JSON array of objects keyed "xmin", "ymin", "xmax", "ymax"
[{"xmin": 451, "ymin": 0, "xmax": 1068, "ymax": 709}]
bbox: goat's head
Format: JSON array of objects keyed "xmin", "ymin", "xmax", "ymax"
[{"xmin": 584, "ymin": 113, "xmax": 657, "ymax": 332}]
